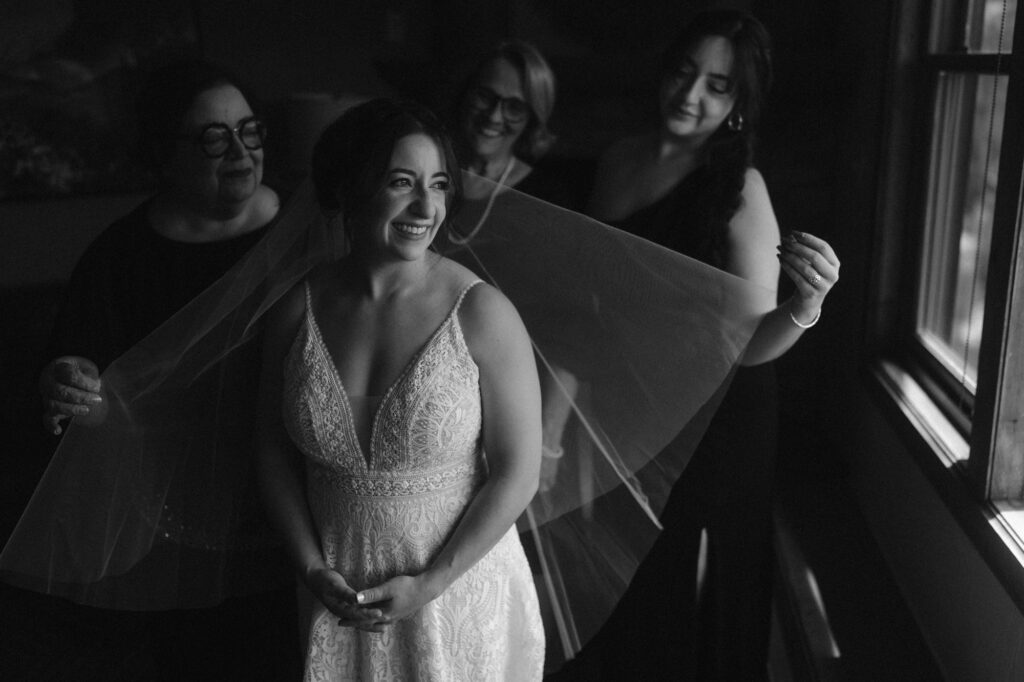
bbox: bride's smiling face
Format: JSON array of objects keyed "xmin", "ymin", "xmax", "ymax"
[{"xmin": 359, "ymin": 133, "xmax": 452, "ymax": 262}]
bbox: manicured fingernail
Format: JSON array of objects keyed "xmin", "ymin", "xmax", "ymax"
[
  {"xmin": 86, "ymin": 394, "xmax": 102, "ymax": 404},
  {"xmin": 356, "ymin": 593, "xmax": 365, "ymax": 604}
]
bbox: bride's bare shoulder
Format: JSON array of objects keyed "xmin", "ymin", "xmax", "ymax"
[
  {"xmin": 430, "ymin": 258, "xmax": 509, "ymax": 329},
  {"xmin": 457, "ymin": 280, "xmax": 525, "ymax": 357}
]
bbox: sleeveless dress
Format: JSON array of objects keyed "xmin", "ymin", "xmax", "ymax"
[
  {"xmin": 575, "ymin": 168, "xmax": 778, "ymax": 680},
  {"xmin": 283, "ymin": 280, "xmax": 545, "ymax": 681}
]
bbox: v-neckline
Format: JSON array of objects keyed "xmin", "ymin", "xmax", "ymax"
[{"xmin": 303, "ymin": 281, "xmax": 476, "ymax": 468}]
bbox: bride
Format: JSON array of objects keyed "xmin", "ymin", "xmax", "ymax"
[{"xmin": 256, "ymin": 98, "xmax": 545, "ymax": 680}]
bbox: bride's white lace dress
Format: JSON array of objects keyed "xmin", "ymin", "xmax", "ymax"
[{"xmin": 283, "ymin": 281, "xmax": 544, "ymax": 681}]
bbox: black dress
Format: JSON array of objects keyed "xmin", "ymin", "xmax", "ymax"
[
  {"xmin": 571, "ymin": 167, "xmax": 778, "ymax": 681},
  {"xmin": 46, "ymin": 199, "xmax": 269, "ymax": 368},
  {"xmin": 515, "ymin": 156, "xmax": 594, "ymax": 212},
  {"xmin": 1, "ymin": 201, "xmax": 301, "ymax": 681}
]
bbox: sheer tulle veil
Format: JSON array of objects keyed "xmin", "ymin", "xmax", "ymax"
[{"xmin": 0, "ymin": 173, "xmax": 766, "ymax": 662}]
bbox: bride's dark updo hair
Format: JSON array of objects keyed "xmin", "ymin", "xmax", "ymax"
[
  {"xmin": 312, "ymin": 98, "xmax": 463, "ymax": 245},
  {"xmin": 660, "ymin": 9, "xmax": 773, "ymax": 260}
]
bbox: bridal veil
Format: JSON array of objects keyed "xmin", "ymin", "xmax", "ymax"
[{"xmin": 0, "ymin": 174, "xmax": 766, "ymax": 662}]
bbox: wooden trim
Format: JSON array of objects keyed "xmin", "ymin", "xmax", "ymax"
[
  {"xmin": 867, "ymin": 0, "xmax": 930, "ymax": 355},
  {"xmin": 906, "ymin": 349, "xmax": 973, "ymax": 436},
  {"xmin": 968, "ymin": 13, "xmax": 1024, "ymax": 500},
  {"xmin": 873, "ymin": 1, "xmax": 980, "ymax": 429},
  {"xmin": 924, "ymin": 53, "xmax": 1009, "ymax": 72}
]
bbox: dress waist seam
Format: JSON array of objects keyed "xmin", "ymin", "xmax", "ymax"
[{"xmin": 308, "ymin": 461, "xmax": 481, "ymax": 498}]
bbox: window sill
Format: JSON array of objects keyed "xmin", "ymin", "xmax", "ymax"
[
  {"xmin": 872, "ymin": 358, "xmax": 1024, "ymax": 611},
  {"xmin": 875, "ymin": 358, "xmax": 968, "ymax": 466}
]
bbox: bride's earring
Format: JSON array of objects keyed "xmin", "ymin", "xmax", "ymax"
[{"xmin": 727, "ymin": 112, "xmax": 744, "ymax": 132}]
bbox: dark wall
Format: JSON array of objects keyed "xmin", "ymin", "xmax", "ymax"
[
  {"xmin": 202, "ymin": 0, "xmax": 761, "ymax": 170},
  {"xmin": 755, "ymin": 1, "xmax": 875, "ymax": 473}
]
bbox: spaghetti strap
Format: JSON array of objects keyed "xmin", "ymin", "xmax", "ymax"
[
  {"xmin": 302, "ymin": 279, "xmax": 313, "ymax": 312},
  {"xmin": 451, "ymin": 279, "xmax": 484, "ymax": 316}
]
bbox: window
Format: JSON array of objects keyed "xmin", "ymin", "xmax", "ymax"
[{"xmin": 895, "ymin": 0, "xmax": 1024, "ymax": 500}]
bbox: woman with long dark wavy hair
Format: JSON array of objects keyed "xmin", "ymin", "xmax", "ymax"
[{"xmin": 577, "ymin": 10, "xmax": 840, "ymax": 680}]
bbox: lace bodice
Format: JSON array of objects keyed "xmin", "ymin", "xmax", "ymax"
[{"xmin": 284, "ymin": 281, "xmax": 483, "ymax": 488}]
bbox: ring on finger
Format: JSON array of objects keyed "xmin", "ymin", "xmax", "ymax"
[{"xmin": 810, "ymin": 272, "xmax": 823, "ymax": 286}]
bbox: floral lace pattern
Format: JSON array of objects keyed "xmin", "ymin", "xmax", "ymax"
[{"xmin": 284, "ymin": 281, "xmax": 544, "ymax": 681}]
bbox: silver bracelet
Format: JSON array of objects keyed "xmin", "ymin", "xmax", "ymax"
[{"xmin": 789, "ymin": 306, "xmax": 821, "ymax": 329}]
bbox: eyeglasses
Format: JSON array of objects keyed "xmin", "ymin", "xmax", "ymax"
[
  {"xmin": 179, "ymin": 116, "xmax": 267, "ymax": 158},
  {"xmin": 467, "ymin": 87, "xmax": 531, "ymax": 123}
]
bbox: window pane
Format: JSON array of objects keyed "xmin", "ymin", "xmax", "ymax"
[
  {"xmin": 918, "ymin": 71, "xmax": 1006, "ymax": 393},
  {"xmin": 929, "ymin": 0, "xmax": 1017, "ymax": 53},
  {"xmin": 968, "ymin": 0, "xmax": 1016, "ymax": 53}
]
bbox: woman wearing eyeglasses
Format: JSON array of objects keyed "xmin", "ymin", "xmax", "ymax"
[
  {"xmin": 455, "ymin": 40, "xmax": 581, "ymax": 207},
  {"xmin": 40, "ymin": 60, "xmax": 277, "ymax": 437},
  {"xmin": 21, "ymin": 59, "xmax": 299, "ymax": 679}
]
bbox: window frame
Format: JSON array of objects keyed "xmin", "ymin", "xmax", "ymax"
[{"xmin": 885, "ymin": 0, "xmax": 1024, "ymax": 502}]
